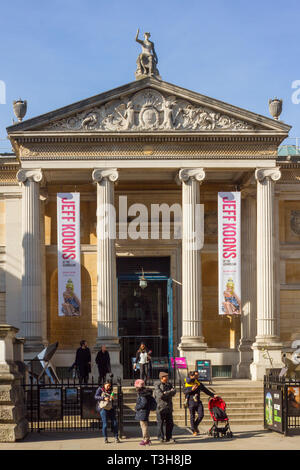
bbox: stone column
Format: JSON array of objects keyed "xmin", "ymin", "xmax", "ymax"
[
  {"xmin": 92, "ymin": 169, "xmax": 122, "ymax": 378},
  {"xmin": 0, "ymin": 324, "xmax": 28, "ymax": 442},
  {"xmin": 250, "ymin": 167, "xmax": 283, "ymax": 380},
  {"xmin": 16, "ymin": 169, "xmax": 44, "ymax": 355},
  {"xmin": 238, "ymin": 192, "xmax": 257, "ymax": 378},
  {"xmin": 177, "ymin": 168, "xmax": 207, "ymax": 368}
]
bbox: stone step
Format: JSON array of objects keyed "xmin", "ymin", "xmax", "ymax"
[
  {"xmin": 123, "ymin": 418, "xmax": 264, "ymax": 426},
  {"xmin": 123, "ymin": 410, "xmax": 264, "ymax": 419}
]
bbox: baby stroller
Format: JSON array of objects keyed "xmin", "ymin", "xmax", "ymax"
[{"xmin": 208, "ymin": 396, "xmax": 233, "ymax": 438}]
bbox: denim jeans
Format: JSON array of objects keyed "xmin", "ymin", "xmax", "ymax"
[
  {"xmin": 189, "ymin": 402, "xmax": 204, "ymax": 432},
  {"xmin": 100, "ymin": 408, "xmax": 118, "ymax": 438}
]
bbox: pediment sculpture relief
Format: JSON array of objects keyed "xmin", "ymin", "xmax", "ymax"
[{"xmin": 45, "ymin": 89, "xmax": 255, "ymax": 132}]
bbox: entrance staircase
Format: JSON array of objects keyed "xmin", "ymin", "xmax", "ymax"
[{"xmin": 121, "ymin": 379, "xmax": 264, "ymax": 428}]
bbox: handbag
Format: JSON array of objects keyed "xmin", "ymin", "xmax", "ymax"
[{"xmin": 99, "ymin": 399, "xmax": 112, "ymax": 410}]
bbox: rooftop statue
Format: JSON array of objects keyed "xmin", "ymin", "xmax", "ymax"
[{"xmin": 135, "ymin": 29, "xmax": 161, "ymax": 80}]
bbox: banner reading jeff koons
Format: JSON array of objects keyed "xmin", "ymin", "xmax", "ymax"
[
  {"xmin": 57, "ymin": 193, "xmax": 81, "ymax": 317},
  {"xmin": 218, "ymin": 192, "xmax": 241, "ymax": 315}
]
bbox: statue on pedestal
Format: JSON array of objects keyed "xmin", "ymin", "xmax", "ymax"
[{"xmin": 135, "ymin": 29, "xmax": 161, "ymax": 80}]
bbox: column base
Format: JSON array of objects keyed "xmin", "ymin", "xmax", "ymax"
[
  {"xmin": 178, "ymin": 336, "xmax": 207, "ymax": 370},
  {"xmin": 250, "ymin": 337, "xmax": 284, "ymax": 381},
  {"xmin": 93, "ymin": 337, "xmax": 123, "ymax": 380},
  {"xmin": 237, "ymin": 339, "xmax": 254, "ymax": 379},
  {"xmin": 23, "ymin": 337, "xmax": 45, "ymax": 359}
]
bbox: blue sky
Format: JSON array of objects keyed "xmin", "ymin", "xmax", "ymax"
[{"xmin": 0, "ymin": 0, "xmax": 299, "ymax": 151}]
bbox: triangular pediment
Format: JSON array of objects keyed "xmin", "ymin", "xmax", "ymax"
[{"xmin": 6, "ymin": 77, "xmax": 291, "ymax": 135}]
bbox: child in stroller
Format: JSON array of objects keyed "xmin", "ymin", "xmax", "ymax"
[{"xmin": 208, "ymin": 396, "xmax": 233, "ymax": 438}]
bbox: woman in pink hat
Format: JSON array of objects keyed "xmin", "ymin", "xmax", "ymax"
[{"xmin": 134, "ymin": 379, "xmax": 157, "ymax": 446}]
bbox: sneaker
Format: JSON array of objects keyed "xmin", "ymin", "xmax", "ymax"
[
  {"xmin": 192, "ymin": 432, "xmax": 198, "ymax": 437},
  {"xmin": 166, "ymin": 438, "xmax": 176, "ymax": 443},
  {"xmin": 145, "ymin": 439, "xmax": 151, "ymax": 446},
  {"xmin": 115, "ymin": 437, "xmax": 120, "ymax": 443},
  {"xmin": 104, "ymin": 438, "xmax": 109, "ymax": 444},
  {"xmin": 139, "ymin": 440, "xmax": 147, "ymax": 446},
  {"xmin": 159, "ymin": 438, "xmax": 165, "ymax": 443}
]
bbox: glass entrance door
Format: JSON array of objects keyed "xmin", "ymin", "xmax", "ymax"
[{"xmin": 118, "ymin": 279, "xmax": 169, "ymax": 378}]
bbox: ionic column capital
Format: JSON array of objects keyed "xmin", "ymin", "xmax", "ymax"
[
  {"xmin": 178, "ymin": 168, "xmax": 206, "ymax": 184},
  {"xmin": 17, "ymin": 169, "xmax": 43, "ymax": 184},
  {"xmin": 255, "ymin": 167, "xmax": 281, "ymax": 183},
  {"xmin": 92, "ymin": 168, "xmax": 119, "ymax": 183}
]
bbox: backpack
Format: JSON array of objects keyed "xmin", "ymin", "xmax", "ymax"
[{"xmin": 148, "ymin": 396, "xmax": 157, "ymax": 411}]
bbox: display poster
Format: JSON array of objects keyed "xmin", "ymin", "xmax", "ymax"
[
  {"xmin": 195, "ymin": 359, "xmax": 212, "ymax": 383},
  {"xmin": 287, "ymin": 386, "xmax": 300, "ymax": 416},
  {"xmin": 170, "ymin": 357, "xmax": 187, "ymax": 369},
  {"xmin": 218, "ymin": 192, "xmax": 241, "ymax": 315},
  {"xmin": 264, "ymin": 388, "xmax": 283, "ymax": 433},
  {"xmin": 81, "ymin": 387, "xmax": 100, "ymax": 420},
  {"xmin": 57, "ymin": 193, "xmax": 81, "ymax": 317},
  {"xmin": 65, "ymin": 387, "xmax": 79, "ymax": 404},
  {"xmin": 39, "ymin": 388, "xmax": 62, "ymax": 421}
]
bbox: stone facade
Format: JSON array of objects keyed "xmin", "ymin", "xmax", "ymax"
[{"xmin": 0, "ymin": 77, "xmax": 299, "ymax": 380}]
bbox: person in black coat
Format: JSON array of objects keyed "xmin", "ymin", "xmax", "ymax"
[
  {"xmin": 75, "ymin": 340, "xmax": 91, "ymax": 385},
  {"xmin": 95, "ymin": 344, "xmax": 111, "ymax": 385},
  {"xmin": 134, "ymin": 379, "xmax": 153, "ymax": 446},
  {"xmin": 183, "ymin": 370, "xmax": 216, "ymax": 436},
  {"xmin": 154, "ymin": 372, "xmax": 176, "ymax": 443}
]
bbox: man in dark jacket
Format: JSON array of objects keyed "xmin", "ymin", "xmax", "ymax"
[
  {"xmin": 95, "ymin": 344, "xmax": 111, "ymax": 385},
  {"xmin": 184, "ymin": 370, "xmax": 216, "ymax": 436},
  {"xmin": 154, "ymin": 371, "xmax": 176, "ymax": 443},
  {"xmin": 75, "ymin": 340, "xmax": 91, "ymax": 385},
  {"xmin": 134, "ymin": 379, "xmax": 154, "ymax": 446}
]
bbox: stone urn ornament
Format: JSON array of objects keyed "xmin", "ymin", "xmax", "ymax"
[
  {"xmin": 13, "ymin": 98, "xmax": 27, "ymax": 122},
  {"xmin": 268, "ymin": 98, "xmax": 282, "ymax": 120}
]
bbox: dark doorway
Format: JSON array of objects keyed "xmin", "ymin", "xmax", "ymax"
[{"xmin": 117, "ymin": 257, "xmax": 171, "ymax": 379}]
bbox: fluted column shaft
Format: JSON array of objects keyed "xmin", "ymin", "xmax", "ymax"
[
  {"xmin": 17, "ymin": 169, "xmax": 43, "ymax": 351},
  {"xmin": 250, "ymin": 167, "xmax": 283, "ymax": 380},
  {"xmin": 241, "ymin": 194, "xmax": 257, "ymax": 342},
  {"xmin": 178, "ymin": 168, "xmax": 207, "ymax": 359},
  {"xmin": 255, "ymin": 168, "xmax": 281, "ymax": 341},
  {"xmin": 92, "ymin": 169, "xmax": 118, "ymax": 341},
  {"xmin": 238, "ymin": 193, "xmax": 257, "ymax": 378}
]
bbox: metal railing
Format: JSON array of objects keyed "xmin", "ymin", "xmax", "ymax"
[{"xmin": 23, "ymin": 374, "xmax": 124, "ymax": 434}]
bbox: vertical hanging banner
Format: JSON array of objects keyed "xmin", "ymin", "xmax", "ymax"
[
  {"xmin": 57, "ymin": 193, "xmax": 81, "ymax": 317},
  {"xmin": 218, "ymin": 192, "xmax": 241, "ymax": 315}
]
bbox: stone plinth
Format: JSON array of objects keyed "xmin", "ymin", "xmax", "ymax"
[{"xmin": 0, "ymin": 325, "xmax": 28, "ymax": 442}]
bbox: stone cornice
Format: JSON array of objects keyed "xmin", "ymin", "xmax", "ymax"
[{"xmin": 9, "ymin": 132, "xmax": 287, "ymax": 144}]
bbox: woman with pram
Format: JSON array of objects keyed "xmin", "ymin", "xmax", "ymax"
[{"xmin": 183, "ymin": 370, "xmax": 216, "ymax": 436}]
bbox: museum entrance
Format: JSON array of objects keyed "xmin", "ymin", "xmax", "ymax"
[{"xmin": 117, "ymin": 257, "xmax": 172, "ymax": 379}]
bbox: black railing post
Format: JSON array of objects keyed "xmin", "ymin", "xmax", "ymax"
[{"xmin": 179, "ymin": 377, "xmax": 182, "ymax": 408}]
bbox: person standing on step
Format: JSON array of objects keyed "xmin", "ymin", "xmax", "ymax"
[
  {"xmin": 134, "ymin": 342, "xmax": 152, "ymax": 385},
  {"xmin": 75, "ymin": 340, "xmax": 91, "ymax": 385},
  {"xmin": 134, "ymin": 379, "xmax": 156, "ymax": 446},
  {"xmin": 95, "ymin": 381, "xmax": 120, "ymax": 444},
  {"xmin": 154, "ymin": 371, "xmax": 176, "ymax": 443},
  {"xmin": 184, "ymin": 370, "xmax": 216, "ymax": 436},
  {"xmin": 95, "ymin": 344, "xmax": 111, "ymax": 385}
]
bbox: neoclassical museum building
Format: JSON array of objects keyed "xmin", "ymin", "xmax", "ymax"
[{"xmin": 0, "ymin": 37, "xmax": 299, "ymax": 381}]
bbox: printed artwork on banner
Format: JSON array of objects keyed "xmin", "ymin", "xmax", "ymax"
[
  {"xmin": 57, "ymin": 193, "xmax": 81, "ymax": 316},
  {"xmin": 218, "ymin": 192, "xmax": 241, "ymax": 315}
]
